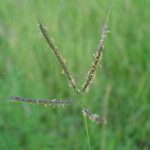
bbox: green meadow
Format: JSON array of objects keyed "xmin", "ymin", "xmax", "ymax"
[{"xmin": 0, "ymin": 0, "xmax": 149, "ymax": 149}]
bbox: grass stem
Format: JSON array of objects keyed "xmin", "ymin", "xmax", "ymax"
[{"xmin": 81, "ymin": 95, "xmax": 91, "ymax": 150}]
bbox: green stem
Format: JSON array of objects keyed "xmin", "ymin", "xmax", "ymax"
[{"xmin": 81, "ymin": 95, "xmax": 91, "ymax": 150}]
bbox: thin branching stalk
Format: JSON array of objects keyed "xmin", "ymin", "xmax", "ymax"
[
  {"xmin": 81, "ymin": 24, "xmax": 109, "ymax": 93},
  {"xmin": 82, "ymin": 108, "xmax": 107, "ymax": 124},
  {"xmin": 10, "ymin": 96, "xmax": 74, "ymax": 107},
  {"xmin": 38, "ymin": 19, "xmax": 80, "ymax": 94}
]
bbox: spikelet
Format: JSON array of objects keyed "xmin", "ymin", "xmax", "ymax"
[
  {"xmin": 38, "ymin": 19, "xmax": 80, "ymax": 94},
  {"xmin": 81, "ymin": 24, "xmax": 109, "ymax": 93},
  {"xmin": 82, "ymin": 108, "xmax": 107, "ymax": 124},
  {"xmin": 10, "ymin": 96, "xmax": 74, "ymax": 107}
]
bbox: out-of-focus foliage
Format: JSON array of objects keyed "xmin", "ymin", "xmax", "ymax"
[{"xmin": 0, "ymin": 0, "xmax": 149, "ymax": 149}]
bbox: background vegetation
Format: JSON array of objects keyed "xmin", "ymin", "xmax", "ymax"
[{"xmin": 0, "ymin": 0, "xmax": 149, "ymax": 149}]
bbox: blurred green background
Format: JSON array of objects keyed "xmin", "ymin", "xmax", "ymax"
[{"xmin": 0, "ymin": 0, "xmax": 149, "ymax": 149}]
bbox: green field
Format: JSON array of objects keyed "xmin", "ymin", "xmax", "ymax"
[{"xmin": 0, "ymin": 0, "xmax": 150, "ymax": 149}]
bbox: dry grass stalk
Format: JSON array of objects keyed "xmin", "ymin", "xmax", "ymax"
[
  {"xmin": 82, "ymin": 108, "xmax": 107, "ymax": 124},
  {"xmin": 10, "ymin": 96, "xmax": 74, "ymax": 107},
  {"xmin": 38, "ymin": 19, "xmax": 80, "ymax": 94},
  {"xmin": 81, "ymin": 24, "xmax": 109, "ymax": 93}
]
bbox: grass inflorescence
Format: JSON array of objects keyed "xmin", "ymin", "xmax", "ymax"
[
  {"xmin": 82, "ymin": 108, "xmax": 107, "ymax": 124},
  {"xmin": 10, "ymin": 96, "xmax": 74, "ymax": 107},
  {"xmin": 81, "ymin": 24, "xmax": 109, "ymax": 93},
  {"xmin": 11, "ymin": 17, "xmax": 109, "ymax": 123},
  {"xmin": 10, "ymin": 16, "xmax": 109, "ymax": 150}
]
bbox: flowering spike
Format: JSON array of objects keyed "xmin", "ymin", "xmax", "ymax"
[
  {"xmin": 38, "ymin": 19, "xmax": 80, "ymax": 94},
  {"xmin": 82, "ymin": 108, "xmax": 107, "ymax": 124},
  {"xmin": 10, "ymin": 96, "xmax": 74, "ymax": 107},
  {"xmin": 81, "ymin": 23, "xmax": 109, "ymax": 93}
]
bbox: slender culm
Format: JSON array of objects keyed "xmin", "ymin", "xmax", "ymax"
[
  {"xmin": 10, "ymin": 96, "xmax": 74, "ymax": 107},
  {"xmin": 81, "ymin": 24, "xmax": 109, "ymax": 93},
  {"xmin": 38, "ymin": 19, "xmax": 80, "ymax": 94}
]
